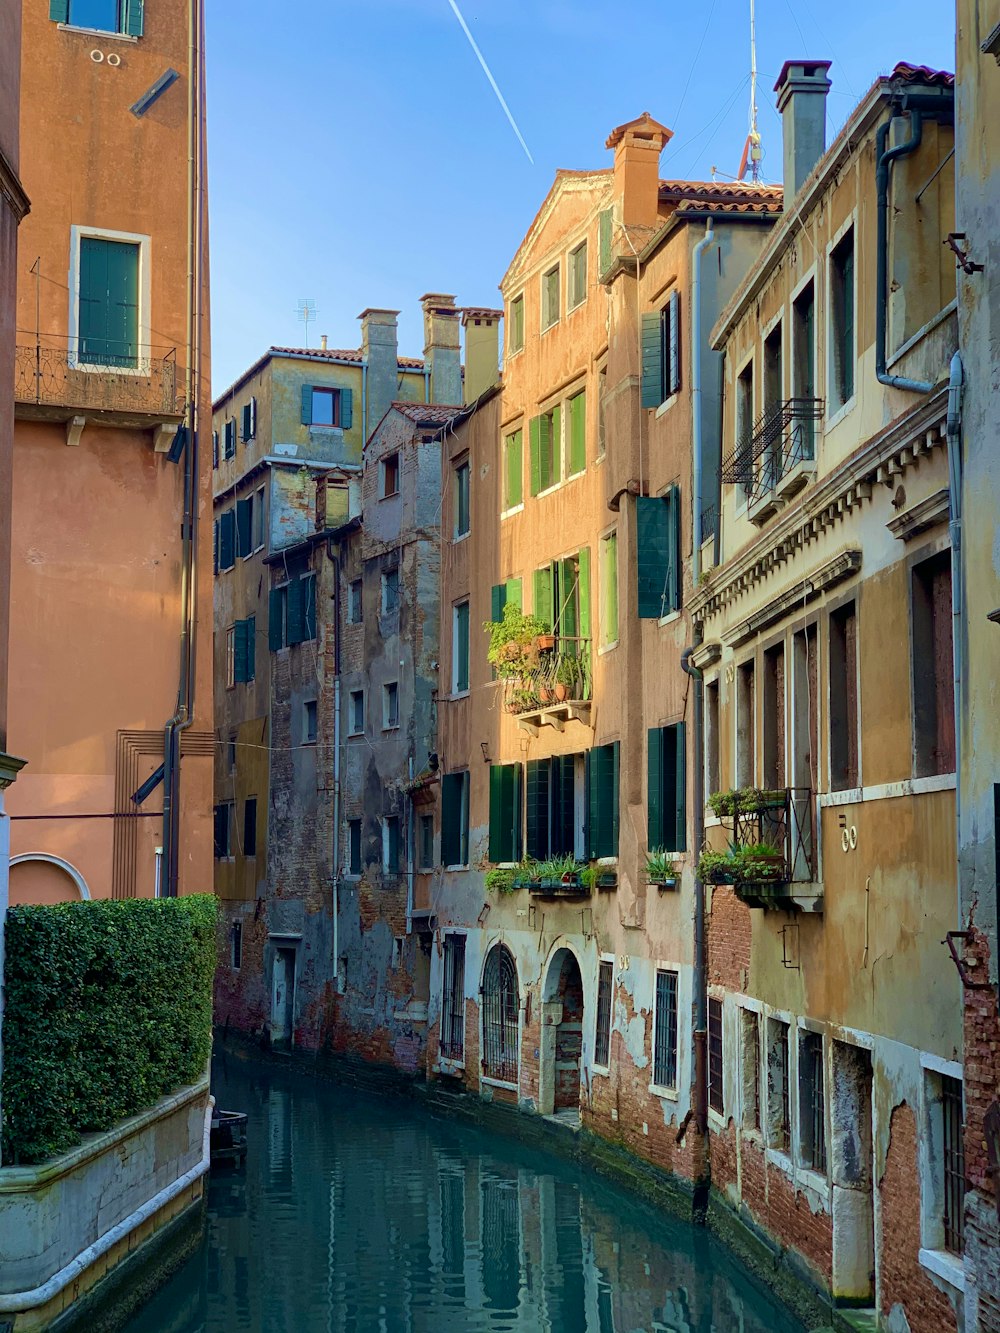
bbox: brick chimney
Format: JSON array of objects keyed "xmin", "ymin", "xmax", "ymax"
[
  {"xmin": 773, "ymin": 60, "xmax": 832, "ymax": 200},
  {"xmin": 461, "ymin": 308, "xmax": 503, "ymax": 404},
  {"xmin": 358, "ymin": 308, "xmax": 399, "ymax": 438},
  {"xmin": 420, "ymin": 294, "xmax": 462, "ymax": 405},
  {"xmin": 605, "ymin": 112, "xmax": 673, "ymax": 237}
]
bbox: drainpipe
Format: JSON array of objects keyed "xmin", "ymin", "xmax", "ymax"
[
  {"xmin": 406, "ymin": 757, "xmax": 415, "ymax": 934},
  {"xmin": 329, "ymin": 543, "xmax": 343, "ymax": 992},
  {"xmin": 691, "ymin": 219, "xmax": 714, "ymax": 568},
  {"xmin": 361, "ymin": 361, "xmax": 367, "ymax": 443},
  {"xmin": 946, "ymin": 352, "xmax": 964, "ymax": 920}
]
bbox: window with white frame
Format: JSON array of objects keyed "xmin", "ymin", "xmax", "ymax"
[
  {"xmin": 652, "ymin": 969, "xmax": 679, "ymax": 1090},
  {"xmin": 303, "ymin": 699, "xmax": 318, "ymax": 744},
  {"xmin": 225, "ymin": 625, "xmax": 236, "ymax": 688},
  {"xmin": 708, "ymin": 997, "xmax": 724, "ymax": 1114},
  {"xmin": 57, "ymin": 0, "xmax": 144, "ymax": 37},
  {"xmin": 253, "ymin": 484, "xmax": 266, "ymax": 550},
  {"xmin": 454, "ymin": 458, "xmax": 470, "ymax": 538},
  {"xmin": 594, "ymin": 959, "xmax": 613, "ymax": 1068},
  {"xmin": 829, "ymin": 227, "xmax": 855, "ymax": 413},
  {"xmin": 508, "ymin": 293, "xmax": 524, "ymax": 353},
  {"xmin": 348, "ymin": 579, "xmax": 362, "ymax": 623},
  {"xmin": 382, "ymin": 816, "xmax": 401, "ymax": 875},
  {"xmin": 71, "ymin": 227, "xmax": 149, "ymax": 370},
  {"xmin": 348, "ymin": 819, "xmax": 362, "ymax": 875},
  {"xmin": 418, "ymin": 814, "xmax": 434, "ymax": 871},
  {"xmin": 381, "ymin": 567, "xmax": 399, "ymax": 614},
  {"xmin": 923, "ymin": 1068, "xmax": 966, "ymax": 1257},
  {"xmin": 766, "ymin": 1017, "xmax": 791, "ymax": 1150},
  {"xmin": 568, "ymin": 241, "xmax": 587, "ymax": 310},
  {"xmin": 798, "ymin": 1029, "xmax": 827, "ymax": 1173},
  {"xmin": 440, "ymin": 934, "xmax": 466, "ymax": 1060},
  {"xmin": 381, "ymin": 452, "xmax": 400, "ymax": 498}
]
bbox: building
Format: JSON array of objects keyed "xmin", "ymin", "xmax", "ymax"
[
  {"xmin": 8, "ymin": 0, "xmax": 212, "ymax": 905},
  {"xmin": 690, "ymin": 61, "xmax": 961, "ymax": 1328},
  {"xmin": 423, "ymin": 118, "xmax": 780, "ymax": 1191},
  {"xmin": 954, "ymin": 0, "xmax": 1000, "ymax": 1321}
]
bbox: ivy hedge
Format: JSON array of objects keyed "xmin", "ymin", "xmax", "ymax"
[{"xmin": 1, "ymin": 894, "xmax": 217, "ymax": 1165}]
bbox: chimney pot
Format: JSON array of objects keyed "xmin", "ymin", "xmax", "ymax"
[
  {"xmin": 773, "ymin": 59, "xmax": 833, "ymax": 200},
  {"xmin": 421, "ymin": 294, "xmax": 462, "ymax": 405},
  {"xmin": 320, "ymin": 334, "xmax": 328, "ymax": 351},
  {"xmin": 461, "ymin": 308, "xmax": 503, "ymax": 404},
  {"xmin": 358, "ymin": 308, "xmax": 400, "ymax": 439}
]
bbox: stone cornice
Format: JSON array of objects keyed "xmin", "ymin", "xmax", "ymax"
[
  {"xmin": 886, "ymin": 487, "xmax": 950, "ymax": 542},
  {"xmin": 692, "ymin": 389, "xmax": 949, "ymax": 628},
  {"xmin": 722, "ymin": 549, "xmax": 862, "ymax": 648},
  {"xmin": 0, "ymin": 147, "xmax": 30, "ymax": 223}
]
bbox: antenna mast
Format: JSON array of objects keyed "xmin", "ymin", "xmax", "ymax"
[
  {"xmin": 738, "ymin": 0, "xmax": 763, "ymax": 181},
  {"xmin": 296, "ymin": 298, "xmax": 318, "ymax": 348}
]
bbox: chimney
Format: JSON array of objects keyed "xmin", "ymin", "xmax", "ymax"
[
  {"xmin": 605, "ymin": 112, "xmax": 673, "ymax": 236},
  {"xmin": 461, "ymin": 308, "xmax": 503, "ymax": 404},
  {"xmin": 358, "ymin": 308, "xmax": 399, "ymax": 439},
  {"xmin": 320, "ymin": 333, "xmax": 328, "ymax": 351},
  {"xmin": 773, "ymin": 60, "xmax": 833, "ymax": 199},
  {"xmin": 420, "ymin": 294, "xmax": 462, "ymax": 405}
]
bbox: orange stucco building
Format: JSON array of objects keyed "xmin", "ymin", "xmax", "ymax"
[{"xmin": 7, "ymin": 0, "xmax": 211, "ymax": 904}]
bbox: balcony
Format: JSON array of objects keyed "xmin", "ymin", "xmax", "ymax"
[
  {"xmin": 501, "ymin": 635, "xmax": 592, "ymax": 735},
  {"xmin": 722, "ymin": 398, "xmax": 824, "ymax": 523},
  {"xmin": 701, "ymin": 785, "xmax": 822, "ymax": 912},
  {"xmin": 14, "ymin": 337, "xmax": 184, "ymax": 436}
]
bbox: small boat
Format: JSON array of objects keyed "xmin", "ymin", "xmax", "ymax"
[{"xmin": 210, "ymin": 1109, "xmax": 247, "ymax": 1168}]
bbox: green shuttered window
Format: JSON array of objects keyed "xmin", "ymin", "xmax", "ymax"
[
  {"xmin": 441, "ymin": 772, "xmax": 470, "ymax": 867},
  {"xmin": 268, "ymin": 587, "xmax": 285, "ymax": 652},
  {"xmin": 78, "ymin": 237, "xmax": 139, "ymax": 368},
  {"xmin": 647, "ymin": 722, "xmax": 687, "ymax": 853},
  {"xmin": 233, "ymin": 618, "xmax": 255, "ymax": 684},
  {"xmin": 235, "ymin": 497, "xmax": 252, "ymax": 558},
  {"xmin": 598, "ymin": 209, "xmax": 613, "ymax": 278},
  {"xmin": 269, "ymin": 575, "xmax": 315, "ymax": 650},
  {"xmin": 586, "ymin": 742, "xmax": 620, "ymax": 860},
  {"xmin": 640, "ymin": 291, "xmax": 682, "ymax": 408},
  {"xmin": 218, "ymin": 510, "xmax": 235, "ymax": 571},
  {"xmin": 453, "ymin": 601, "xmax": 470, "ymax": 693},
  {"xmin": 526, "ymin": 755, "xmax": 577, "ymax": 860},
  {"xmin": 489, "ymin": 764, "xmax": 522, "ymax": 863},
  {"xmin": 55, "ymin": 1, "xmax": 143, "ymax": 37},
  {"xmin": 568, "ymin": 389, "xmax": 586, "ymax": 476},
  {"xmin": 601, "ymin": 531, "xmax": 618, "ymax": 645},
  {"xmin": 503, "ymin": 430, "xmax": 523, "ymax": 510},
  {"xmin": 636, "ymin": 487, "xmax": 681, "ymax": 619},
  {"xmin": 528, "ymin": 407, "xmax": 560, "ymax": 496}
]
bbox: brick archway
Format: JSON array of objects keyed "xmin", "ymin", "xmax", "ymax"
[{"xmin": 539, "ymin": 946, "xmax": 584, "ymax": 1116}]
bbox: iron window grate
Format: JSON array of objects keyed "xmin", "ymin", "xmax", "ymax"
[
  {"xmin": 799, "ymin": 1031, "xmax": 826, "ymax": 1173},
  {"xmin": 594, "ymin": 960, "xmax": 613, "ymax": 1067},
  {"xmin": 942, "ymin": 1074, "xmax": 966, "ymax": 1255},
  {"xmin": 482, "ymin": 945, "xmax": 519, "ymax": 1083},
  {"xmin": 708, "ymin": 998, "xmax": 724, "ymax": 1113},
  {"xmin": 653, "ymin": 970, "xmax": 679, "ymax": 1089},
  {"xmin": 440, "ymin": 935, "xmax": 466, "ymax": 1060}
]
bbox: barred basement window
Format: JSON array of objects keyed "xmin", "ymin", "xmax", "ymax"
[
  {"xmin": 941, "ymin": 1074, "xmax": 965, "ymax": 1254},
  {"xmin": 440, "ymin": 934, "xmax": 466, "ymax": 1060},
  {"xmin": 482, "ymin": 944, "xmax": 519, "ymax": 1083},
  {"xmin": 767, "ymin": 1018, "xmax": 791, "ymax": 1150},
  {"xmin": 653, "ymin": 969, "xmax": 679, "ymax": 1090},
  {"xmin": 708, "ymin": 997, "xmax": 724, "ymax": 1113},
  {"xmin": 798, "ymin": 1030, "xmax": 827, "ymax": 1173},
  {"xmin": 594, "ymin": 960, "xmax": 613, "ymax": 1068}
]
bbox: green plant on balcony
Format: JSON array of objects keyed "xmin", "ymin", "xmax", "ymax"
[
  {"xmin": 537, "ymin": 854, "xmax": 581, "ymax": 887},
  {"xmin": 511, "ymin": 858, "xmax": 542, "ymax": 889},
  {"xmin": 483, "ymin": 603, "xmax": 549, "ymax": 680},
  {"xmin": 485, "ymin": 866, "xmax": 516, "ymax": 894},
  {"xmin": 553, "ymin": 654, "xmax": 582, "ymax": 701},
  {"xmin": 645, "ymin": 848, "xmax": 678, "ymax": 887},
  {"xmin": 698, "ymin": 840, "xmax": 785, "ymax": 886},
  {"xmin": 708, "ymin": 786, "xmax": 786, "ymax": 818}
]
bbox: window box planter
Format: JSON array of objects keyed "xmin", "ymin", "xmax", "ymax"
[
  {"xmin": 511, "ymin": 875, "xmax": 539, "ymax": 891},
  {"xmin": 708, "ymin": 787, "xmax": 787, "ymax": 819},
  {"xmin": 535, "ymin": 633, "xmax": 556, "ymax": 651},
  {"xmin": 649, "ymin": 875, "xmax": 678, "ymax": 891},
  {"xmin": 596, "ymin": 871, "xmax": 618, "ymax": 891}
]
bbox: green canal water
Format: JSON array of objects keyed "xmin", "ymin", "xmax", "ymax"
[{"xmin": 125, "ymin": 1054, "xmax": 807, "ymax": 1333}]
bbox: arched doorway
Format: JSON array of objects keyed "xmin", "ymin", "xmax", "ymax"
[
  {"xmin": 481, "ymin": 944, "xmax": 519, "ymax": 1085},
  {"xmin": 9, "ymin": 854, "xmax": 91, "ymax": 906},
  {"xmin": 539, "ymin": 947, "xmax": 584, "ymax": 1117}
]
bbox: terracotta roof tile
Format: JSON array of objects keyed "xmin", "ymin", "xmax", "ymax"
[
  {"xmin": 270, "ymin": 345, "xmax": 425, "ymax": 370},
  {"xmin": 890, "ymin": 61, "xmax": 954, "ymax": 87},
  {"xmin": 390, "ymin": 402, "xmax": 464, "ymax": 425},
  {"xmin": 659, "ymin": 180, "xmax": 783, "ymax": 207}
]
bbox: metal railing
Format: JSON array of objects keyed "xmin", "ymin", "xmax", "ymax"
[
  {"xmin": 502, "ymin": 635, "xmax": 592, "ymax": 715},
  {"xmin": 728, "ymin": 785, "xmax": 817, "ymax": 884},
  {"xmin": 15, "ymin": 336, "xmax": 183, "ymax": 418},
  {"xmin": 721, "ymin": 398, "xmax": 823, "ymax": 506}
]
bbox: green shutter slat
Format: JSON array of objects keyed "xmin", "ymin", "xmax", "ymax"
[
  {"xmin": 49, "ymin": 0, "xmax": 70, "ymax": 21},
  {"xmin": 666, "ymin": 485, "xmax": 681, "ymax": 613},
  {"xmin": 286, "ymin": 578, "xmax": 306, "ymax": 645},
  {"xmin": 125, "ymin": 0, "xmax": 144, "ymax": 36},
  {"xmin": 78, "ymin": 237, "xmax": 139, "ymax": 367},
  {"xmin": 577, "ymin": 547, "xmax": 591, "ymax": 643},
  {"xmin": 648, "ymin": 727, "xmax": 664, "ymax": 850},
  {"xmin": 668, "ymin": 290, "xmax": 682, "ymax": 396},
  {"xmin": 441, "ymin": 773, "xmax": 462, "ymax": 867},
  {"xmin": 505, "ymin": 578, "xmax": 522, "ymax": 610},
  {"xmin": 570, "ymin": 391, "xmax": 586, "ymax": 474},
  {"xmin": 636, "ymin": 495, "xmax": 670, "ymax": 619},
  {"xmin": 672, "ymin": 721, "xmax": 687, "ymax": 853},
  {"xmin": 558, "ymin": 559, "xmax": 578, "ymax": 641},
  {"xmin": 489, "ymin": 766, "xmax": 503, "ymax": 862},
  {"xmin": 491, "ymin": 584, "xmax": 504, "ymax": 621},
  {"xmin": 219, "ymin": 510, "xmax": 235, "ymax": 569},
  {"xmin": 526, "ymin": 759, "xmax": 550, "ymax": 860},
  {"xmin": 533, "ymin": 567, "xmax": 552, "ymax": 630},
  {"xmin": 555, "ymin": 755, "xmax": 576, "ymax": 856},
  {"xmin": 340, "ymin": 388, "xmax": 353, "ymax": 430},
  {"xmin": 246, "ymin": 615, "xmax": 256, "ymax": 681},
  {"xmin": 550, "ymin": 405, "xmax": 561, "ymax": 485},
  {"xmin": 538, "ymin": 412, "xmax": 551, "ymax": 491},
  {"xmin": 304, "ymin": 574, "xmax": 316, "ymax": 641},
  {"xmin": 641, "ymin": 312, "xmax": 664, "ymax": 409},
  {"xmin": 301, "ymin": 384, "xmax": 313, "ymax": 425},
  {"xmin": 488, "ymin": 763, "xmax": 519, "ymax": 863},
  {"xmin": 508, "ymin": 430, "xmax": 523, "ymax": 508},
  {"xmin": 598, "ymin": 208, "xmax": 613, "ymax": 277},
  {"xmin": 529, "ymin": 416, "xmax": 542, "ymax": 496},
  {"xmin": 234, "ymin": 620, "xmax": 249, "ymax": 683},
  {"xmin": 268, "ymin": 588, "xmax": 283, "ymax": 651},
  {"xmin": 212, "ymin": 430, "xmax": 219, "ymax": 468},
  {"xmin": 236, "ymin": 498, "xmax": 251, "ymax": 557},
  {"xmin": 213, "ymin": 518, "xmax": 219, "ymax": 575},
  {"xmin": 585, "ymin": 751, "xmax": 596, "ymax": 860},
  {"xmin": 610, "ymin": 741, "xmax": 620, "ymax": 858}
]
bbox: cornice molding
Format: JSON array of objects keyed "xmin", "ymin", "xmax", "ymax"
[{"xmin": 886, "ymin": 487, "xmax": 950, "ymax": 542}]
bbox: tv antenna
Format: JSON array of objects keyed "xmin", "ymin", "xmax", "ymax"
[
  {"xmin": 296, "ymin": 298, "xmax": 318, "ymax": 347},
  {"xmin": 737, "ymin": 0, "xmax": 763, "ymax": 182}
]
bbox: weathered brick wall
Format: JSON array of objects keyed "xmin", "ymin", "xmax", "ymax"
[
  {"xmin": 962, "ymin": 927, "xmax": 1000, "ymax": 1195},
  {"xmin": 707, "ymin": 886, "xmax": 752, "ymax": 992},
  {"xmin": 734, "ymin": 1132, "xmax": 832, "ymax": 1284}
]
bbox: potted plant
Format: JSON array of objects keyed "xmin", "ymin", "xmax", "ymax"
[
  {"xmin": 553, "ymin": 656, "xmax": 578, "ymax": 702},
  {"xmin": 537, "ymin": 854, "xmax": 581, "ymax": 890},
  {"xmin": 735, "ymin": 787, "xmax": 786, "ymax": 814},
  {"xmin": 535, "ymin": 630, "xmax": 556, "ymax": 651},
  {"xmin": 708, "ymin": 789, "xmax": 738, "ymax": 819},
  {"xmin": 737, "ymin": 839, "xmax": 785, "ymax": 883},
  {"xmin": 484, "ymin": 603, "xmax": 548, "ymax": 681},
  {"xmin": 511, "ymin": 858, "xmax": 540, "ymax": 890},
  {"xmin": 485, "ymin": 866, "xmax": 516, "ymax": 894},
  {"xmin": 698, "ymin": 848, "xmax": 739, "ymax": 884},
  {"xmin": 645, "ymin": 849, "xmax": 678, "ymax": 889},
  {"xmin": 507, "ymin": 685, "xmax": 540, "ymax": 715}
]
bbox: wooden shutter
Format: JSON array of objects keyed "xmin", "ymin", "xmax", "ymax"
[
  {"xmin": 213, "ymin": 518, "xmax": 219, "ymax": 575},
  {"xmin": 665, "ymin": 485, "xmax": 681, "ymax": 613},
  {"xmin": 303, "ymin": 574, "xmax": 317, "ymax": 641},
  {"xmin": 550, "ymin": 404, "xmax": 561, "ymax": 485},
  {"xmin": 577, "ymin": 547, "xmax": 591, "ymax": 642},
  {"xmin": 241, "ymin": 403, "xmax": 250, "ymax": 441},
  {"xmin": 268, "ymin": 588, "xmax": 284, "ymax": 651},
  {"xmin": 234, "ymin": 620, "xmax": 249, "ymax": 683},
  {"xmin": 219, "ymin": 510, "xmax": 235, "ymax": 569},
  {"xmin": 529, "ymin": 416, "xmax": 542, "ymax": 496},
  {"xmin": 489, "ymin": 763, "xmax": 520, "ymax": 863},
  {"xmin": 246, "ymin": 615, "xmax": 256, "ymax": 681},
  {"xmin": 441, "ymin": 773, "xmax": 463, "ymax": 867},
  {"xmin": 125, "ymin": 0, "xmax": 144, "ymax": 36},
  {"xmin": 558, "ymin": 558, "xmax": 578, "ymax": 640},
  {"xmin": 647, "ymin": 727, "xmax": 664, "ymax": 849},
  {"xmin": 610, "ymin": 741, "xmax": 620, "ymax": 858},
  {"xmin": 301, "ymin": 384, "xmax": 313, "ymax": 425},
  {"xmin": 286, "ymin": 578, "xmax": 306, "ymax": 645},
  {"xmin": 587, "ymin": 743, "xmax": 619, "ymax": 859},
  {"xmin": 49, "ymin": 0, "xmax": 70, "ymax": 20},
  {"xmin": 340, "ymin": 388, "xmax": 353, "ymax": 430},
  {"xmin": 636, "ymin": 495, "xmax": 669, "ymax": 618},
  {"xmin": 641, "ymin": 311, "xmax": 664, "ymax": 409},
  {"xmin": 538, "ymin": 413, "xmax": 552, "ymax": 491},
  {"xmin": 552, "ymin": 755, "xmax": 576, "ymax": 856},
  {"xmin": 78, "ymin": 237, "xmax": 138, "ymax": 367},
  {"xmin": 505, "ymin": 578, "xmax": 522, "ymax": 610},
  {"xmin": 525, "ymin": 759, "xmax": 550, "ymax": 860},
  {"xmin": 842, "ymin": 244, "xmax": 854, "ymax": 401},
  {"xmin": 598, "ymin": 208, "xmax": 613, "ymax": 277},
  {"xmin": 668, "ymin": 290, "xmax": 681, "ymax": 396},
  {"xmin": 569, "ymin": 391, "xmax": 586, "ymax": 474},
  {"xmin": 671, "ymin": 721, "xmax": 687, "ymax": 852},
  {"xmin": 212, "ymin": 430, "xmax": 219, "ymax": 468},
  {"xmin": 507, "ymin": 431, "xmax": 523, "ymax": 508},
  {"xmin": 490, "ymin": 584, "xmax": 504, "ymax": 621},
  {"xmin": 533, "ymin": 567, "xmax": 552, "ymax": 629},
  {"xmin": 236, "ymin": 498, "xmax": 251, "ymax": 557}
]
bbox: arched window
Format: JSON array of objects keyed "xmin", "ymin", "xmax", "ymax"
[{"xmin": 482, "ymin": 945, "xmax": 519, "ymax": 1083}]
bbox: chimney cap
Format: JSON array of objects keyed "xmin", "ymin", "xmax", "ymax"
[
  {"xmin": 420, "ymin": 292, "xmax": 457, "ymax": 308},
  {"xmin": 773, "ymin": 59, "xmax": 833, "ymax": 99},
  {"xmin": 461, "ymin": 307, "xmax": 504, "ymax": 326},
  {"xmin": 357, "ymin": 307, "xmax": 400, "ymax": 321},
  {"xmin": 605, "ymin": 111, "xmax": 673, "ymax": 152}
]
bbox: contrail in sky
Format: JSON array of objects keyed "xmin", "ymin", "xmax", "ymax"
[{"xmin": 447, "ymin": 0, "xmax": 534, "ymax": 164}]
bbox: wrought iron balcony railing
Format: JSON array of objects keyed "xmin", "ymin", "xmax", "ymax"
[
  {"xmin": 729, "ymin": 785, "xmax": 816, "ymax": 885},
  {"xmin": 501, "ymin": 635, "xmax": 592, "ymax": 717},
  {"xmin": 15, "ymin": 337, "xmax": 183, "ymax": 421},
  {"xmin": 703, "ymin": 786, "xmax": 817, "ymax": 908},
  {"xmin": 721, "ymin": 398, "xmax": 823, "ymax": 507}
]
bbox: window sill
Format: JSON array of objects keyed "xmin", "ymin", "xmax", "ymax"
[
  {"xmin": 796, "ymin": 1164, "xmax": 831, "ymax": 1200},
  {"xmin": 309, "ymin": 424, "xmax": 344, "ymax": 435},
  {"xmin": 450, "ymin": 690, "xmax": 470, "ymax": 702},
  {"xmin": 501, "ymin": 503, "xmax": 524, "ymax": 520},
  {"xmin": 592, "ymin": 1063, "xmax": 610, "ymax": 1077},
  {"xmin": 506, "ymin": 345, "xmax": 524, "ymax": 361},
  {"xmin": 657, "ymin": 609, "xmax": 681, "ymax": 628},
  {"xmin": 444, "ymin": 864, "xmax": 469, "ymax": 872},
  {"xmin": 598, "ymin": 640, "xmax": 618, "ymax": 656},
  {"xmin": 302, "ymin": 740, "xmax": 317, "ymax": 747},
  {"xmin": 818, "ymin": 773, "xmax": 956, "ymax": 807},
  {"xmin": 57, "ymin": 23, "xmax": 138, "ymax": 41},
  {"xmin": 382, "ymin": 724, "xmax": 400, "ymax": 733},
  {"xmin": 348, "ymin": 730, "xmax": 365, "ymax": 739},
  {"xmin": 826, "ymin": 395, "xmax": 856, "ymax": 432},
  {"xmin": 534, "ymin": 480, "xmax": 563, "ymax": 500},
  {"xmin": 540, "ymin": 320, "xmax": 559, "ymax": 336},
  {"xmin": 596, "ymin": 857, "xmax": 618, "ymax": 868},
  {"xmin": 707, "ymin": 1106, "xmax": 726, "ymax": 1131},
  {"xmin": 379, "ymin": 492, "xmax": 400, "ymax": 502},
  {"xmin": 437, "ymin": 1056, "xmax": 466, "ymax": 1075},
  {"xmin": 918, "ymin": 1248, "xmax": 965, "ymax": 1292},
  {"xmin": 452, "ymin": 531, "xmax": 470, "ymax": 545},
  {"xmin": 654, "ymin": 393, "xmax": 679, "ymax": 419},
  {"xmin": 567, "ymin": 297, "xmax": 586, "ymax": 316},
  {"xmin": 481, "ymin": 1075, "xmax": 518, "ymax": 1091},
  {"xmin": 649, "ymin": 1082, "xmax": 679, "ymax": 1101}
]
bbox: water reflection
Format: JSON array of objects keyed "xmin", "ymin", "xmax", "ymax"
[{"xmin": 125, "ymin": 1055, "xmax": 804, "ymax": 1333}]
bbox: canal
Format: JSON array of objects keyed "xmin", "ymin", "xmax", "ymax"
[{"xmin": 126, "ymin": 1053, "xmax": 808, "ymax": 1333}]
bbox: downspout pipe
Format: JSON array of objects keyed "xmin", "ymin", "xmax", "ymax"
[
  {"xmin": 691, "ymin": 218, "xmax": 714, "ymax": 569},
  {"xmin": 946, "ymin": 351, "xmax": 964, "ymax": 920},
  {"xmin": 329, "ymin": 543, "xmax": 343, "ymax": 992}
]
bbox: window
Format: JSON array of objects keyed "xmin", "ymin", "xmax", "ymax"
[
  {"xmin": 529, "ymin": 406, "xmax": 561, "ymax": 495},
  {"xmin": 567, "ymin": 389, "xmax": 586, "ymax": 476},
  {"xmin": 383, "ymin": 681, "xmax": 399, "ymax": 729},
  {"xmin": 766, "ymin": 1018, "xmax": 791, "ymax": 1150},
  {"xmin": 705, "ymin": 678, "xmax": 720, "ymax": 800},
  {"xmin": 736, "ymin": 659, "xmax": 756, "ymax": 788},
  {"xmin": 640, "ymin": 290, "xmax": 681, "ymax": 408},
  {"xmin": 304, "ymin": 700, "xmax": 317, "ymax": 744},
  {"xmin": 708, "ymin": 997, "xmax": 724, "ymax": 1114},
  {"xmin": 224, "ymin": 419, "xmax": 236, "ymax": 459},
  {"xmin": 653, "ymin": 969, "xmax": 679, "ymax": 1091},
  {"xmin": 799, "ymin": 1030, "xmax": 827, "ymax": 1173},
  {"xmin": 793, "ymin": 281, "xmax": 817, "ymax": 458},
  {"xmin": 59, "ymin": 0, "xmax": 143, "ymax": 36},
  {"xmin": 241, "ymin": 396, "xmax": 257, "ymax": 442},
  {"xmin": 213, "ymin": 803, "xmax": 233, "ymax": 859},
  {"xmin": 76, "ymin": 234, "xmax": 140, "ymax": 368},
  {"xmin": 912, "ymin": 551, "xmax": 955, "ymax": 777},
  {"xmin": 568, "ymin": 241, "xmax": 588, "ymax": 310},
  {"xmin": 647, "ymin": 722, "xmax": 686, "ymax": 854},
  {"xmin": 454, "ymin": 460, "xmax": 470, "ymax": 538},
  {"xmin": 502, "ymin": 430, "xmax": 523, "ymax": 511},
  {"xmin": 735, "ymin": 360, "xmax": 754, "ymax": 502},
  {"xmin": 441, "ymin": 771, "xmax": 470, "ymax": 867},
  {"xmin": 527, "ymin": 754, "xmax": 583, "ymax": 860},
  {"xmin": 597, "ymin": 368, "xmax": 607, "ymax": 460},
  {"xmin": 762, "ymin": 643, "xmax": 785, "ymax": 790},
  {"xmin": 418, "ymin": 814, "xmax": 434, "ymax": 871},
  {"xmin": 600, "ymin": 531, "xmax": 618, "ymax": 646},
  {"xmin": 761, "ymin": 323, "xmax": 783, "ymax": 489},
  {"xmin": 217, "ymin": 510, "xmax": 235, "ymax": 573},
  {"xmin": 508, "ymin": 293, "xmax": 524, "ymax": 354},
  {"xmin": 228, "ymin": 732, "xmax": 237, "ymax": 773},
  {"xmin": 440, "ymin": 935, "xmax": 467, "ymax": 1060},
  {"xmin": 349, "ymin": 690, "xmax": 364, "ymax": 735},
  {"xmin": 236, "ymin": 493, "xmax": 254, "ymax": 559},
  {"xmin": 253, "ymin": 485, "xmax": 266, "ymax": 550},
  {"xmin": 243, "ymin": 797, "xmax": 257, "ymax": 858},
  {"xmin": 383, "ymin": 817, "xmax": 401, "ymax": 875},
  {"xmin": 532, "ymin": 549, "xmax": 590, "ymax": 640},
  {"xmin": 308, "ymin": 386, "xmax": 340, "ymax": 428},
  {"xmin": 636, "ymin": 487, "xmax": 680, "ymax": 618},
  {"xmin": 481, "ymin": 945, "xmax": 519, "ymax": 1082},
  {"xmin": 541, "ymin": 265, "xmax": 560, "ymax": 330},
  {"xmin": 212, "ymin": 430, "xmax": 219, "ymax": 469},
  {"xmin": 268, "ymin": 575, "xmax": 315, "ymax": 650},
  {"xmin": 488, "ymin": 763, "xmax": 522, "ymax": 863},
  {"xmin": 937, "ymin": 1073, "xmax": 966, "ymax": 1255},
  {"xmin": 381, "ymin": 567, "xmax": 399, "ymax": 614},
  {"xmin": 453, "ymin": 601, "xmax": 470, "ymax": 694},
  {"xmin": 348, "ymin": 819, "xmax": 362, "ymax": 875},
  {"xmin": 599, "ymin": 207, "xmax": 613, "ymax": 274},
  {"xmin": 741, "ymin": 1009, "xmax": 761, "ymax": 1131},
  {"xmin": 829, "ymin": 228, "xmax": 855, "ymax": 412},
  {"xmin": 225, "ymin": 625, "xmax": 236, "ymax": 689},
  {"xmin": 381, "ymin": 453, "xmax": 400, "ymax": 498},
  {"xmin": 348, "ymin": 579, "xmax": 362, "ymax": 623},
  {"xmin": 830, "ymin": 601, "xmax": 859, "ymax": 790},
  {"xmin": 594, "ymin": 960, "xmax": 613, "ymax": 1069},
  {"xmin": 230, "ymin": 920, "xmax": 242, "ymax": 971},
  {"xmin": 586, "ymin": 742, "xmax": 620, "ymax": 860}
]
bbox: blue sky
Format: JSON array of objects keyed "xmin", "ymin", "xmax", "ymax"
[{"xmin": 206, "ymin": 1, "xmax": 955, "ymax": 395}]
